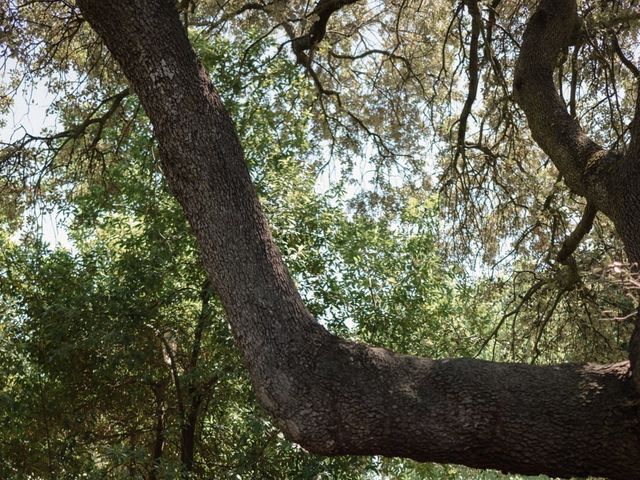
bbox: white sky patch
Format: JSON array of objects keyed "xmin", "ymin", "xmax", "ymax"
[
  {"xmin": 1, "ymin": 61, "xmax": 59, "ymax": 142},
  {"xmin": 2, "ymin": 60, "xmax": 71, "ymax": 250}
]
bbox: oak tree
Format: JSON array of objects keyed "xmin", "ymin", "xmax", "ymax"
[{"xmin": 3, "ymin": 0, "xmax": 640, "ymax": 478}]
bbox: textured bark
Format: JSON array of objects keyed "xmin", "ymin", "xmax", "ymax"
[
  {"xmin": 76, "ymin": 0, "xmax": 640, "ymax": 478},
  {"xmin": 513, "ymin": 0, "xmax": 617, "ymax": 212},
  {"xmin": 513, "ymin": 0, "xmax": 640, "ymax": 391}
]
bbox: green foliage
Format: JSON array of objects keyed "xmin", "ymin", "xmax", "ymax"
[
  {"xmin": 2, "ymin": 1, "xmax": 633, "ymax": 479},
  {"xmin": 0, "ymin": 28, "xmax": 509, "ymax": 480}
]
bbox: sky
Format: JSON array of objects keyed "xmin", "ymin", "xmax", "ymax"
[{"xmin": 1, "ymin": 62, "xmax": 71, "ymax": 249}]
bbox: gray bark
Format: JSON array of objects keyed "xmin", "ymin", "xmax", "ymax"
[
  {"xmin": 76, "ymin": 0, "xmax": 640, "ymax": 478},
  {"xmin": 513, "ymin": 0, "xmax": 640, "ymax": 391}
]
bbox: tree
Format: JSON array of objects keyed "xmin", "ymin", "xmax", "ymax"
[
  {"xmin": 0, "ymin": 34, "xmax": 387, "ymax": 478},
  {"xmin": 0, "ymin": 29, "xmax": 478, "ymax": 478},
  {"xmin": 3, "ymin": 0, "xmax": 640, "ymax": 478}
]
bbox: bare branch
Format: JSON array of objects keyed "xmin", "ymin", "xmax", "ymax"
[{"xmin": 611, "ymin": 34, "xmax": 640, "ymax": 79}]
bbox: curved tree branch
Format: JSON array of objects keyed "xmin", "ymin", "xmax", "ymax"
[
  {"xmin": 611, "ymin": 34, "xmax": 640, "ymax": 79},
  {"xmin": 76, "ymin": 0, "xmax": 640, "ymax": 478},
  {"xmin": 627, "ymin": 81, "xmax": 640, "ymax": 162},
  {"xmin": 556, "ymin": 202, "xmax": 597, "ymax": 265},
  {"xmin": 514, "ymin": 0, "xmax": 640, "ymax": 392},
  {"xmin": 513, "ymin": 0, "xmax": 619, "ymax": 215}
]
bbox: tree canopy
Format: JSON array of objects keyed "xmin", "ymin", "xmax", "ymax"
[{"xmin": 1, "ymin": 0, "xmax": 640, "ymax": 478}]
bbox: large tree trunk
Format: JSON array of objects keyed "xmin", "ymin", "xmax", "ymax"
[{"xmin": 76, "ymin": 0, "xmax": 640, "ymax": 478}]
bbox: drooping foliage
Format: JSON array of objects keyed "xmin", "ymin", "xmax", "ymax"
[
  {"xmin": 0, "ymin": 28, "xmax": 500, "ymax": 478},
  {"xmin": 1, "ymin": 0, "xmax": 639, "ymax": 478}
]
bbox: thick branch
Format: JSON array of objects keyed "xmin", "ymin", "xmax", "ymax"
[
  {"xmin": 515, "ymin": 0, "xmax": 640, "ymax": 390},
  {"xmin": 78, "ymin": 1, "xmax": 640, "ymax": 478},
  {"xmin": 513, "ymin": 0, "xmax": 617, "ymax": 214}
]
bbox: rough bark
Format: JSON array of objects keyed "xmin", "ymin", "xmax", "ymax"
[
  {"xmin": 76, "ymin": 0, "xmax": 640, "ymax": 478},
  {"xmin": 513, "ymin": 0, "xmax": 617, "ymax": 212},
  {"xmin": 624, "ymin": 79, "xmax": 640, "ymax": 385},
  {"xmin": 513, "ymin": 0, "xmax": 640, "ymax": 391}
]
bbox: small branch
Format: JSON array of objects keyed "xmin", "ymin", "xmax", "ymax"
[
  {"xmin": 475, "ymin": 278, "xmax": 546, "ymax": 357},
  {"xmin": 204, "ymin": 2, "xmax": 269, "ymax": 33},
  {"xmin": 160, "ymin": 333, "xmax": 185, "ymax": 423},
  {"xmin": 1, "ymin": 87, "xmax": 130, "ymax": 165},
  {"xmin": 149, "ymin": 382, "xmax": 166, "ymax": 480},
  {"xmin": 611, "ymin": 34, "xmax": 639, "ymax": 78},
  {"xmin": 33, "ymin": 88, "xmax": 129, "ymax": 145},
  {"xmin": 453, "ymin": 0, "xmax": 481, "ymax": 164},
  {"xmin": 282, "ymin": 21, "xmax": 397, "ymax": 157},
  {"xmin": 532, "ymin": 288, "xmax": 565, "ymax": 362},
  {"xmin": 291, "ymin": 0, "xmax": 360, "ymax": 61},
  {"xmin": 556, "ymin": 202, "xmax": 597, "ymax": 265},
  {"xmin": 189, "ymin": 278, "xmax": 213, "ymax": 371}
]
